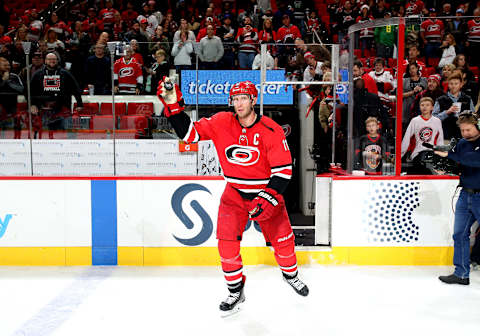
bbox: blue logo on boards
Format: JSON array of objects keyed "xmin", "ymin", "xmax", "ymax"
[
  {"xmin": 171, "ymin": 184, "xmax": 261, "ymax": 246},
  {"xmin": 181, "ymin": 70, "xmax": 293, "ymax": 105},
  {"xmin": 0, "ymin": 214, "xmax": 12, "ymax": 239}
]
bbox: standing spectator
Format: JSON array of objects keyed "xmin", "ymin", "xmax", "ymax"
[
  {"xmin": 99, "ymin": 0, "xmax": 119, "ymax": 32},
  {"xmin": 368, "ymin": 58, "xmax": 396, "ymax": 103},
  {"xmin": 26, "ymin": 9, "xmax": 44, "ymax": 42},
  {"xmin": 446, "ymin": 8, "xmax": 468, "ymax": 55},
  {"xmin": 276, "ymin": 14, "xmax": 301, "ymax": 44},
  {"xmin": 236, "ymin": 18, "xmax": 258, "ymax": 69},
  {"xmin": 402, "ymin": 62, "xmax": 427, "ymax": 129},
  {"xmin": 372, "ymin": 0, "xmax": 387, "ymax": 19},
  {"xmin": 433, "ymin": 71, "xmax": 475, "ymax": 139},
  {"xmin": 83, "ymin": 8, "xmax": 104, "ymax": 42},
  {"xmin": 438, "ymin": 33, "xmax": 457, "ymax": 69},
  {"xmin": 84, "ymin": 44, "xmax": 111, "ymax": 95},
  {"xmin": 410, "ymin": 74, "xmax": 445, "ymax": 118},
  {"xmin": 401, "ymin": 97, "xmax": 443, "ymax": 174},
  {"xmin": 29, "ymin": 52, "xmax": 83, "ymax": 139},
  {"xmin": 198, "ymin": 25, "xmax": 224, "ymax": 70},
  {"xmin": 356, "ymin": 5, "xmax": 374, "ymax": 57},
  {"xmin": 173, "ymin": 18, "xmax": 196, "ymax": 43},
  {"xmin": 121, "ymin": 1, "xmax": 138, "ymax": 28},
  {"xmin": 113, "ymin": 45, "xmax": 143, "ymax": 95},
  {"xmin": 353, "ymin": 60, "xmax": 378, "ymax": 94},
  {"xmin": 0, "ymin": 57, "xmax": 23, "ymax": 132},
  {"xmin": 336, "ymin": 0, "xmax": 357, "ymax": 46},
  {"xmin": 354, "ymin": 117, "xmax": 388, "ymax": 174},
  {"xmin": 148, "ymin": 49, "xmax": 169, "ymax": 95},
  {"xmin": 171, "ymin": 30, "xmax": 194, "ymax": 74},
  {"xmin": 374, "ymin": 12, "xmax": 396, "ymax": 59},
  {"xmin": 420, "ymin": 8, "xmax": 444, "ymax": 66},
  {"xmin": 466, "ymin": 8, "xmax": 480, "ymax": 67},
  {"xmin": 217, "ymin": 14, "xmax": 236, "ymax": 69},
  {"xmin": 405, "ymin": 0, "xmax": 424, "ymax": 16},
  {"xmin": 303, "ymin": 52, "xmax": 323, "ymax": 82}
]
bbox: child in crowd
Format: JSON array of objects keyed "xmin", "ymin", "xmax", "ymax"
[
  {"xmin": 402, "ymin": 97, "xmax": 444, "ymax": 174},
  {"xmin": 355, "ymin": 117, "xmax": 389, "ymax": 174}
]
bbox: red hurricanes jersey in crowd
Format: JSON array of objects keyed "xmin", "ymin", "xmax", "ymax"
[
  {"xmin": 406, "ymin": 0, "xmax": 424, "ymax": 16},
  {"xmin": 420, "ymin": 19, "xmax": 444, "ymax": 43},
  {"xmin": 113, "ymin": 58, "xmax": 143, "ymax": 94},
  {"xmin": 467, "ymin": 19, "xmax": 480, "ymax": 43},
  {"xmin": 356, "ymin": 15, "xmax": 375, "ymax": 38},
  {"xmin": 183, "ymin": 112, "xmax": 292, "ymax": 195},
  {"xmin": 99, "ymin": 8, "xmax": 119, "ymax": 24},
  {"xmin": 276, "ymin": 24, "xmax": 301, "ymax": 43}
]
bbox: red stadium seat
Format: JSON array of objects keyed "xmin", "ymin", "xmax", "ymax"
[
  {"xmin": 90, "ymin": 115, "xmax": 115, "ymax": 130},
  {"xmin": 74, "ymin": 102, "xmax": 99, "ymax": 115},
  {"xmin": 119, "ymin": 115, "xmax": 148, "ymax": 130},
  {"xmin": 427, "ymin": 57, "xmax": 440, "ymax": 68},
  {"xmin": 318, "ymin": 4, "xmax": 327, "ymax": 15},
  {"xmin": 423, "ymin": 67, "xmax": 435, "ymax": 77},
  {"xmin": 470, "ymin": 66, "xmax": 479, "ymax": 77},
  {"xmin": 127, "ymin": 102, "xmax": 154, "ymax": 115},
  {"xmin": 99, "ymin": 102, "xmax": 127, "ymax": 116}
]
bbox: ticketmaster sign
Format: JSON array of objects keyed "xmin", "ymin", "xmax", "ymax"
[{"xmin": 181, "ymin": 70, "xmax": 293, "ymax": 105}]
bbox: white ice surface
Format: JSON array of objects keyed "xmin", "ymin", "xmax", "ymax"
[{"xmin": 1, "ymin": 265, "xmax": 479, "ymax": 336}]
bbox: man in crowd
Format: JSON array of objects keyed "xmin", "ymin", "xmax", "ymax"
[
  {"xmin": 198, "ymin": 24, "xmax": 224, "ymax": 70},
  {"xmin": 84, "ymin": 44, "xmax": 111, "ymax": 95}
]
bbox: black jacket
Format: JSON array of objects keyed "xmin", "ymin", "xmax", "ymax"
[{"xmin": 353, "ymin": 88, "xmax": 388, "ymax": 137}]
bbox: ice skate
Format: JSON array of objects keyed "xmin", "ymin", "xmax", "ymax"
[
  {"xmin": 219, "ymin": 286, "xmax": 245, "ymax": 317},
  {"xmin": 284, "ymin": 275, "xmax": 309, "ymax": 296}
]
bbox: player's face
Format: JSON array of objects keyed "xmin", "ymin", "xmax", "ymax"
[
  {"xmin": 232, "ymin": 94, "xmax": 255, "ymax": 118},
  {"xmin": 420, "ymin": 101, "xmax": 433, "ymax": 115},
  {"xmin": 460, "ymin": 123, "xmax": 480, "ymax": 141},
  {"xmin": 366, "ymin": 122, "xmax": 379, "ymax": 135}
]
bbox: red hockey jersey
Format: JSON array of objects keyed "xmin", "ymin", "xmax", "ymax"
[
  {"xmin": 182, "ymin": 112, "xmax": 292, "ymax": 195},
  {"xmin": 420, "ymin": 19, "xmax": 444, "ymax": 43},
  {"xmin": 468, "ymin": 19, "xmax": 480, "ymax": 43},
  {"xmin": 113, "ymin": 58, "xmax": 143, "ymax": 94}
]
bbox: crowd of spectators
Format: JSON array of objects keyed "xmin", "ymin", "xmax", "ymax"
[{"xmin": 0, "ymin": 0, "xmax": 479, "ymax": 173}]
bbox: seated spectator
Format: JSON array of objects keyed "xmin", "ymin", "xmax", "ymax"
[
  {"xmin": 161, "ymin": 11, "xmax": 178, "ymax": 37},
  {"xmin": 420, "ymin": 8, "xmax": 444, "ymax": 65},
  {"xmin": 45, "ymin": 12, "xmax": 71, "ymax": 41},
  {"xmin": 410, "ymin": 74, "xmax": 445, "ymax": 118},
  {"xmin": 303, "ymin": 52, "xmax": 323, "ymax": 82},
  {"xmin": 171, "ymin": 30, "xmax": 194, "ymax": 74},
  {"xmin": 30, "ymin": 52, "xmax": 83, "ymax": 139},
  {"xmin": 252, "ymin": 48, "xmax": 274, "ymax": 70},
  {"xmin": 403, "ymin": 45, "xmax": 425, "ymax": 76},
  {"xmin": 354, "ymin": 117, "xmax": 388, "ymax": 174},
  {"xmin": 148, "ymin": 49, "xmax": 169, "ymax": 95},
  {"xmin": 125, "ymin": 21, "xmax": 150, "ymax": 45},
  {"xmin": 433, "ymin": 71, "xmax": 475, "ymax": 139},
  {"xmin": 84, "ymin": 44, "xmax": 111, "ymax": 95},
  {"xmin": 200, "ymin": 7, "xmax": 222, "ymax": 30},
  {"xmin": 276, "ymin": 14, "xmax": 301, "ymax": 44},
  {"xmin": 456, "ymin": 67, "xmax": 479, "ymax": 105},
  {"xmin": 198, "ymin": 25, "xmax": 224, "ymax": 70},
  {"xmin": 401, "ymin": 97, "xmax": 443, "ymax": 174},
  {"xmin": 466, "ymin": 8, "xmax": 480, "ymax": 67},
  {"xmin": 352, "ymin": 60, "xmax": 378, "ymax": 94},
  {"xmin": 441, "ymin": 63, "xmax": 456, "ymax": 91},
  {"xmin": 173, "ymin": 19, "xmax": 196, "ymax": 43},
  {"xmin": 13, "ymin": 25, "xmax": 28, "ymax": 43},
  {"xmin": 112, "ymin": 11, "xmax": 127, "ymax": 42},
  {"xmin": 368, "ymin": 57, "xmax": 396, "ymax": 103},
  {"xmin": 113, "ymin": 45, "xmax": 143, "ymax": 95},
  {"xmin": 356, "ymin": 5, "xmax": 375, "ymax": 57},
  {"xmin": 452, "ymin": 54, "xmax": 475, "ymax": 82},
  {"xmin": 403, "ymin": 62, "xmax": 428, "ymax": 129},
  {"xmin": 45, "ymin": 29, "xmax": 65, "ymax": 54},
  {"xmin": 217, "ymin": 14, "xmax": 236, "ymax": 70},
  {"xmin": 236, "ymin": 17, "xmax": 258, "ymax": 69},
  {"xmin": 438, "ymin": 33, "xmax": 457, "ymax": 69},
  {"xmin": 446, "ymin": 8, "xmax": 468, "ymax": 54}
]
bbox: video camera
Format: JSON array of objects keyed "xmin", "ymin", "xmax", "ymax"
[{"xmin": 421, "ymin": 139, "xmax": 459, "ymax": 175}]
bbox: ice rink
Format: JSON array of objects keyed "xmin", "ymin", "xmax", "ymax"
[{"xmin": 1, "ymin": 265, "xmax": 479, "ymax": 336}]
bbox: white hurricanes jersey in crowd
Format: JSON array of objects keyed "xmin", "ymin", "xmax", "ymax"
[{"xmin": 401, "ymin": 115, "xmax": 444, "ymax": 160}]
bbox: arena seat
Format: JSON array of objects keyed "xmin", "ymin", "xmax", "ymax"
[
  {"xmin": 119, "ymin": 115, "xmax": 148, "ymax": 130},
  {"xmin": 74, "ymin": 102, "xmax": 99, "ymax": 115},
  {"xmin": 90, "ymin": 115, "xmax": 115, "ymax": 130},
  {"xmin": 127, "ymin": 102, "xmax": 154, "ymax": 115},
  {"xmin": 99, "ymin": 102, "xmax": 127, "ymax": 116}
]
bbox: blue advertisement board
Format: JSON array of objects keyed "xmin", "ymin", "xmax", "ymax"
[{"xmin": 181, "ymin": 70, "xmax": 293, "ymax": 105}]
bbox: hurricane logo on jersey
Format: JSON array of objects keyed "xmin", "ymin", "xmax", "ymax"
[
  {"xmin": 419, "ymin": 127, "xmax": 433, "ymax": 142},
  {"xmin": 119, "ymin": 67, "xmax": 134, "ymax": 77},
  {"xmin": 282, "ymin": 124, "xmax": 292, "ymax": 137},
  {"xmin": 225, "ymin": 145, "xmax": 260, "ymax": 166}
]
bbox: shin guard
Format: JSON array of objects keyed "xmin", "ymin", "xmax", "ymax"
[{"xmin": 218, "ymin": 239, "xmax": 244, "ymax": 292}]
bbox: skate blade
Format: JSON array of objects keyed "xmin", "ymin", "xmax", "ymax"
[{"xmin": 220, "ymin": 300, "xmax": 244, "ymax": 318}]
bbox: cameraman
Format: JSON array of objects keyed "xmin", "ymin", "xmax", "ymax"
[{"xmin": 437, "ymin": 111, "xmax": 480, "ymax": 285}]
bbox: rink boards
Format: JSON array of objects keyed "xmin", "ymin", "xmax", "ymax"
[{"xmin": 0, "ymin": 176, "xmax": 458, "ymax": 266}]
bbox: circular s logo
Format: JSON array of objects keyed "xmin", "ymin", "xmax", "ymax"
[
  {"xmin": 225, "ymin": 145, "xmax": 260, "ymax": 166},
  {"xmin": 171, "ymin": 184, "xmax": 213, "ymax": 246}
]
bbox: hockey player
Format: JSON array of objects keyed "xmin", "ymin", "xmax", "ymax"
[
  {"xmin": 157, "ymin": 79, "xmax": 309, "ymax": 316},
  {"xmin": 401, "ymin": 97, "xmax": 444, "ymax": 174}
]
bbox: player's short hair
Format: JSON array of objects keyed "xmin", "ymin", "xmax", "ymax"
[
  {"xmin": 365, "ymin": 117, "xmax": 379, "ymax": 125},
  {"xmin": 419, "ymin": 97, "xmax": 434, "ymax": 106}
]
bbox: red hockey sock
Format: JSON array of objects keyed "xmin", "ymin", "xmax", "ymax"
[
  {"xmin": 272, "ymin": 234, "xmax": 298, "ymax": 278},
  {"xmin": 218, "ymin": 239, "xmax": 244, "ymax": 292}
]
